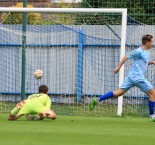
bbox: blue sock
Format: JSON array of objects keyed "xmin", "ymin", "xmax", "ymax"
[
  {"xmin": 148, "ymin": 100, "xmax": 155, "ymax": 115},
  {"xmin": 99, "ymin": 91, "xmax": 114, "ymax": 102}
]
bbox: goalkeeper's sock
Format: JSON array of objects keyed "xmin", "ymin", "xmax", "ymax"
[
  {"xmin": 11, "ymin": 107, "xmax": 20, "ymax": 116},
  {"xmin": 148, "ymin": 100, "xmax": 155, "ymax": 116},
  {"xmin": 98, "ymin": 91, "xmax": 114, "ymax": 102}
]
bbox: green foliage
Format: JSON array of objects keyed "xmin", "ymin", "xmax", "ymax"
[
  {"xmin": 50, "ymin": 1, "xmax": 75, "ymax": 25},
  {"xmin": 2, "ymin": 12, "xmax": 41, "ymax": 24},
  {"xmin": 81, "ymin": 0, "xmax": 155, "ymax": 24},
  {"xmin": 75, "ymin": 13, "xmax": 122, "ymax": 25},
  {"xmin": 27, "ymin": 13, "xmax": 41, "ymax": 24},
  {"xmin": 30, "ymin": 1, "xmax": 75, "ymax": 25},
  {"xmin": 1, "ymin": 2, "xmax": 41, "ymax": 24}
]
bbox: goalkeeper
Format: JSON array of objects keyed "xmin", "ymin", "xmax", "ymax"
[{"xmin": 8, "ymin": 85, "xmax": 56, "ymax": 121}]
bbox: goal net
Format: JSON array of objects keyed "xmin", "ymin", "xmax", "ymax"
[{"xmin": 0, "ymin": 7, "xmax": 129, "ymax": 116}]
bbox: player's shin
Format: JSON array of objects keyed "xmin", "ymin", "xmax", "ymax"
[
  {"xmin": 148, "ymin": 100, "xmax": 155, "ymax": 118},
  {"xmin": 99, "ymin": 91, "xmax": 114, "ymax": 102}
]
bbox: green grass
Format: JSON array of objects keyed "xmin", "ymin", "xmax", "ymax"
[{"xmin": 0, "ymin": 113, "xmax": 155, "ymax": 145}]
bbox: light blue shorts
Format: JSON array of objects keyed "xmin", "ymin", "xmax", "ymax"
[{"xmin": 120, "ymin": 76, "xmax": 153, "ymax": 93}]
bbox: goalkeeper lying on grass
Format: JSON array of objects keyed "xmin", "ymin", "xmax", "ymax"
[{"xmin": 8, "ymin": 85, "xmax": 56, "ymax": 121}]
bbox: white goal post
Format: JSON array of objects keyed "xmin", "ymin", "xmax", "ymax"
[
  {"xmin": 0, "ymin": 7, "xmax": 127, "ymax": 13},
  {"xmin": 0, "ymin": 7, "xmax": 127, "ymax": 116}
]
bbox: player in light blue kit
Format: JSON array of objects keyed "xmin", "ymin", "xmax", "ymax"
[{"xmin": 89, "ymin": 34, "xmax": 155, "ymax": 121}]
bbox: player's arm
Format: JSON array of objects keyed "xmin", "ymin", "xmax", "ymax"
[
  {"xmin": 114, "ymin": 49, "xmax": 140, "ymax": 74},
  {"xmin": 8, "ymin": 100, "xmax": 26, "ymax": 121},
  {"xmin": 8, "ymin": 113, "xmax": 24, "ymax": 121},
  {"xmin": 114, "ymin": 55, "xmax": 127, "ymax": 74},
  {"xmin": 45, "ymin": 96, "xmax": 52, "ymax": 109},
  {"xmin": 148, "ymin": 61, "xmax": 155, "ymax": 65}
]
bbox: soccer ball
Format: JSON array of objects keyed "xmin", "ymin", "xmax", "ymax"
[{"xmin": 34, "ymin": 69, "xmax": 43, "ymax": 79}]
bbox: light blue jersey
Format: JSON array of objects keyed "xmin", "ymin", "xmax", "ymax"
[
  {"xmin": 126, "ymin": 47, "xmax": 150, "ymax": 78},
  {"xmin": 120, "ymin": 47, "xmax": 153, "ymax": 93}
]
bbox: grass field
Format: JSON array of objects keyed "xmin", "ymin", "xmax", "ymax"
[{"xmin": 0, "ymin": 113, "xmax": 155, "ymax": 145}]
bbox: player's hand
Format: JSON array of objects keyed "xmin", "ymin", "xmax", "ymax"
[
  {"xmin": 114, "ymin": 67, "xmax": 120, "ymax": 74},
  {"xmin": 16, "ymin": 100, "xmax": 26, "ymax": 109}
]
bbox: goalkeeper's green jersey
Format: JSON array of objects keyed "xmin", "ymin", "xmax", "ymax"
[
  {"xmin": 27, "ymin": 94, "xmax": 51, "ymax": 109},
  {"xmin": 18, "ymin": 93, "xmax": 51, "ymax": 115}
]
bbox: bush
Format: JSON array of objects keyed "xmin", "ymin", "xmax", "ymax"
[{"xmin": 2, "ymin": 2, "xmax": 41, "ymax": 24}]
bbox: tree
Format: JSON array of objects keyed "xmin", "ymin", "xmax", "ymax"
[
  {"xmin": 2, "ymin": 2, "xmax": 41, "ymax": 24},
  {"xmin": 38, "ymin": 0, "xmax": 76, "ymax": 25},
  {"xmin": 80, "ymin": 0, "xmax": 155, "ymax": 25}
]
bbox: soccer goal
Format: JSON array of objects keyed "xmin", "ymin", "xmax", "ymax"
[{"xmin": 0, "ymin": 7, "xmax": 128, "ymax": 116}]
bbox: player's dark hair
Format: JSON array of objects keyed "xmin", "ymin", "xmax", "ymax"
[
  {"xmin": 142, "ymin": 34, "xmax": 153, "ymax": 45},
  {"xmin": 39, "ymin": 85, "xmax": 48, "ymax": 94}
]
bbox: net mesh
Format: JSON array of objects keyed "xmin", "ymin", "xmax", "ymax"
[
  {"xmin": 1, "ymin": 0, "xmax": 155, "ymax": 117},
  {"xmin": 0, "ymin": 10, "xmax": 125, "ymax": 116}
]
